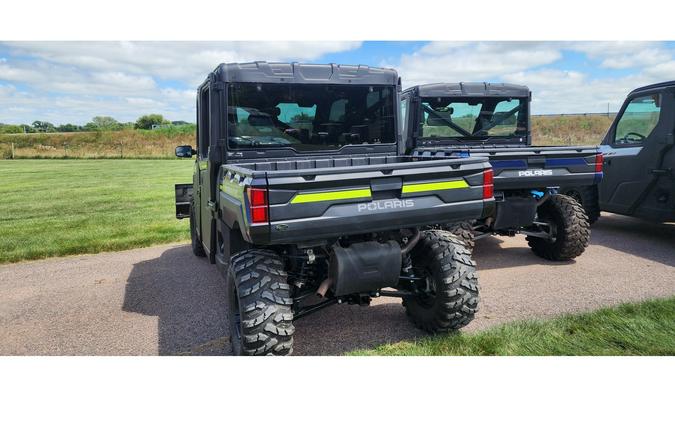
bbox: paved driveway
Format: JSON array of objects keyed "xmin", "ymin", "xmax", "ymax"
[{"xmin": 1, "ymin": 213, "xmax": 673, "ymax": 355}]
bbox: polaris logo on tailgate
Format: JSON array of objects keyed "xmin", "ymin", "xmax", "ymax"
[
  {"xmin": 357, "ymin": 199, "xmax": 415, "ymax": 212},
  {"xmin": 518, "ymin": 169, "xmax": 553, "ymax": 177}
]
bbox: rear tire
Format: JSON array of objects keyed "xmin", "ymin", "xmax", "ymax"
[
  {"xmin": 227, "ymin": 249, "xmax": 294, "ymax": 356},
  {"xmin": 402, "ymin": 230, "xmax": 479, "ymax": 333},
  {"xmin": 526, "ymin": 194, "xmax": 590, "ymax": 261},
  {"xmin": 444, "ymin": 221, "xmax": 475, "ymax": 252},
  {"xmin": 190, "ymin": 206, "xmax": 206, "ymax": 257},
  {"xmin": 561, "ymin": 186, "xmax": 600, "ymax": 225}
]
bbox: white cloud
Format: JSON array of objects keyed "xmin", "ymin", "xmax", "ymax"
[
  {"xmin": 0, "ymin": 41, "xmax": 362, "ymax": 124},
  {"xmin": 644, "ymin": 60, "xmax": 675, "ymax": 80},
  {"xmin": 503, "ymin": 69, "xmax": 659, "ymax": 114},
  {"xmin": 567, "ymin": 41, "xmax": 672, "ymax": 69},
  {"xmin": 569, "ymin": 41, "xmax": 657, "ymax": 57},
  {"xmin": 396, "ymin": 41, "xmax": 562, "ymax": 87},
  {"xmin": 3, "ymin": 41, "xmax": 362, "ymax": 85},
  {"xmin": 1, "ymin": 41, "xmax": 674, "ymax": 124},
  {"xmin": 0, "ymin": 83, "xmax": 17, "ymax": 97},
  {"xmin": 392, "ymin": 41, "xmax": 675, "ymax": 114}
]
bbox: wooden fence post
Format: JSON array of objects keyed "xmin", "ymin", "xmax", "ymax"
[{"xmin": 11, "ymin": 142, "xmax": 15, "ymax": 159}]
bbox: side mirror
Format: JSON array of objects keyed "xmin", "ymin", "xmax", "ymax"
[{"xmin": 175, "ymin": 145, "xmax": 196, "ymax": 158}]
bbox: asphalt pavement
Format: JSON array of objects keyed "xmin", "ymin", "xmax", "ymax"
[{"xmin": 1, "ymin": 213, "xmax": 673, "ymax": 355}]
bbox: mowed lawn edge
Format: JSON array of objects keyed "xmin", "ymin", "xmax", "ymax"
[
  {"xmin": 350, "ymin": 297, "xmax": 675, "ymax": 356},
  {"xmin": 0, "ymin": 159, "xmax": 193, "ymax": 264}
]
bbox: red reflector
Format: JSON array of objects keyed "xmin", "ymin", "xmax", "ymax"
[
  {"xmin": 483, "ymin": 169, "xmax": 494, "ymax": 200},
  {"xmin": 248, "ymin": 188, "xmax": 267, "ymax": 207},
  {"xmin": 251, "ymin": 206, "xmax": 268, "ymax": 224},
  {"xmin": 595, "ymin": 153, "xmax": 604, "ymax": 172}
]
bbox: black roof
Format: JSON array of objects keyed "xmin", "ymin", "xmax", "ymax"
[
  {"xmin": 405, "ymin": 82, "xmax": 530, "ymax": 98},
  {"xmin": 630, "ymin": 80, "xmax": 675, "ymax": 95},
  {"xmin": 210, "ymin": 61, "xmax": 399, "ymax": 86}
]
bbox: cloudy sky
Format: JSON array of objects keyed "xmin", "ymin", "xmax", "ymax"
[{"xmin": 1, "ymin": 41, "xmax": 674, "ymax": 125}]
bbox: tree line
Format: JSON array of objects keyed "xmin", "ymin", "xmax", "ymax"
[{"xmin": 0, "ymin": 114, "xmax": 193, "ymax": 134}]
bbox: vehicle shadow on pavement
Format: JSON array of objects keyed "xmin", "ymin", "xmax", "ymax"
[
  {"xmin": 473, "ymin": 236, "xmax": 575, "ymax": 270},
  {"xmin": 292, "ymin": 296, "xmax": 426, "ymax": 355},
  {"xmin": 120, "ymin": 245, "xmax": 431, "ymax": 355},
  {"xmin": 122, "ymin": 245, "xmax": 231, "ymax": 355},
  {"xmin": 589, "ymin": 213, "xmax": 675, "ymax": 267}
]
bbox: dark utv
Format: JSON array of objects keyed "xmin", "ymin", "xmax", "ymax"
[
  {"xmin": 401, "ymin": 83, "xmax": 603, "ymax": 261},
  {"xmin": 174, "ymin": 62, "xmax": 494, "ymax": 355},
  {"xmin": 561, "ymin": 81, "xmax": 675, "ymax": 224}
]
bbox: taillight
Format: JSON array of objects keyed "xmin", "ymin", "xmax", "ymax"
[
  {"xmin": 247, "ymin": 187, "xmax": 269, "ymax": 224},
  {"xmin": 595, "ymin": 153, "xmax": 604, "ymax": 172},
  {"xmin": 483, "ymin": 168, "xmax": 494, "ymax": 199}
]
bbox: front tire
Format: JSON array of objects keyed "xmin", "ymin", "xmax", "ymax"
[
  {"xmin": 403, "ymin": 230, "xmax": 479, "ymax": 333},
  {"xmin": 526, "ymin": 194, "xmax": 590, "ymax": 261},
  {"xmin": 227, "ymin": 249, "xmax": 294, "ymax": 356},
  {"xmin": 444, "ymin": 221, "xmax": 475, "ymax": 252}
]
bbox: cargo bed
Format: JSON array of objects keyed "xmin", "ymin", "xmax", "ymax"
[
  {"xmin": 217, "ymin": 154, "xmax": 494, "ymax": 244},
  {"xmin": 412, "ymin": 146, "xmax": 602, "ymax": 190}
]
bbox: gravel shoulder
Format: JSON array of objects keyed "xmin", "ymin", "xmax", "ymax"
[{"xmin": 1, "ymin": 213, "xmax": 673, "ymax": 356}]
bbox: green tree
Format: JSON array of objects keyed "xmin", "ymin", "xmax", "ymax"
[
  {"xmin": 32, "ymin": 120, "xmax": 56, "ymax": 133},
  {"xmin": 19, "ymin": 124, "xmax": 35, "ymax": 133},
  {"xmin": 90, "ymin": 116, "xmax": 121, "ymax": 131},
  {"xmin": 134, "ymin": 114, "xmax": 169, "ymax": 130},
  {"xmin": 83, "ymin": 122, "xmax": 98, "ymax": 132},
  {"xmin": 57, "ymin": 123, "xmax": 81, "ymax": 132},
  {"xmin": 0, "ymin": 124, "xmax": 23, "ymax": 134}
]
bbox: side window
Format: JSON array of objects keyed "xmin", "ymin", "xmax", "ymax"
[
  {"xmin": 400, "ymin": 97, "xmax": 409, "ymax": 136},
  {"xmin": 486, "ymin": 99, "xmax": 522, "ymax": 136},
  {"xmin": 198, "ymin": 87, "xmax": 210, "ymax": 158},
  {"xmin": 614, "ymin": 94, "xmax": 661, "ymax": 145}
]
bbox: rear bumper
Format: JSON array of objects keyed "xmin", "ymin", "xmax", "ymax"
[
  {"xmin": 495, "ymin": 171, "xmax": 601, "ymax": 190},
  {"xmin": 252, "ymin": 198, "xmax": 493, "ymax": 245}
]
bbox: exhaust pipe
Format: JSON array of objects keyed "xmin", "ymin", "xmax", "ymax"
[{"xmin": 316, "ymin": 277, "xmax": 333, "ymax": 298}]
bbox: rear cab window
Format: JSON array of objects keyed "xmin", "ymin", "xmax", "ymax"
[{"xmin": 227, "ymin": 83, "xmax": 396, "ymax": 152}]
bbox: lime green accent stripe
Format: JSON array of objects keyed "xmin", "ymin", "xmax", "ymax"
[
  {"xmin": 219, "ymin": 183, "xmax": 242, "ymax": 199},
  {"xmin": 291, "ymin": 188, "xmax": 372, "ymax": 204},
  {"xmin": 402, "ymin": 180, "xmax": 469, "ymax": 194}
]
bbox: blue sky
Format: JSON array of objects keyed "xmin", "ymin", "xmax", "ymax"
[{"xmin": 1, "ymin": 41, "xmax": 674, "ymax": 125}]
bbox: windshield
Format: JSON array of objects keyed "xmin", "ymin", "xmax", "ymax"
[
  {"xmin": 227, "ymin": 83, "xmax": 396, "ymax": 151},
  {"xmin": 419, "ymin": 97, "xmax": 528, "ymax": 140}
]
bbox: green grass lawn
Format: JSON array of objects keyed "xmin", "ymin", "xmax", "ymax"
[
  {"xmin": 0, "ymin": 159, "xmax": 193, "ymax": 264},
  {"xmin": 351, "ymin": 297, "xmax": 675, "ymax": 356}
]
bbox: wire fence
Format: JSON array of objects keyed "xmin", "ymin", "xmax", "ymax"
[{"xmin": 533, "ymin": 112, "xmax": 618, "ymax": 118}]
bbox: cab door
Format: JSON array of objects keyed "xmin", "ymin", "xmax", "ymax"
[
  {"xmin": 599, "ymin": 89, "xmax": 674, "ymax": 217},
  {"xmin": 196, "ymin": 84, "xmax": 214, "ymax": 256}
]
